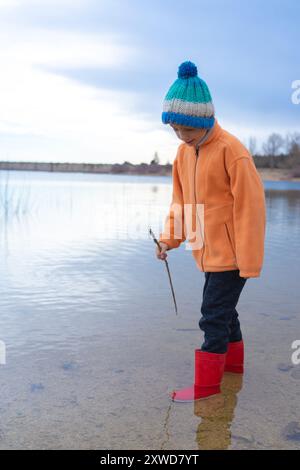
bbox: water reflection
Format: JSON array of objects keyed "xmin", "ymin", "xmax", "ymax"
[{"xmin": 194, "ymin": 373, "xmax": 243, "ymax": 450}]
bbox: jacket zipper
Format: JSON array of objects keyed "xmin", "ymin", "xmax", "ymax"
[{"xmin": 194, "ymin": 147, "xmax": 205, "ymax": 271}]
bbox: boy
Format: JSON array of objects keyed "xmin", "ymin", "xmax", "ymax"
[{"xmin": 156, "ymin": 61, "xmax": 266, "ymax": 402}]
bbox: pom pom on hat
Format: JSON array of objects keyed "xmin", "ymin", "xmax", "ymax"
[{"xmin": 178, "ymin": 61, "xmax": 198, "ymax": 79}]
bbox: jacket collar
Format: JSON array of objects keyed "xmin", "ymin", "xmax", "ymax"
[{"xmin": 195, "ymin": 118, "xmax": 222, "ymax": 149}]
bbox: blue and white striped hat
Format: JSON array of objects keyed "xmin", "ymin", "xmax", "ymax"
[{"xmin": 162, "ymin": 61, "xmax": 215, "ymax": 129}]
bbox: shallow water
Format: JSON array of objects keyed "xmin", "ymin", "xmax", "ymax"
[{"xmin": 0, "ymin": 170, "xmax": 299, "ymax": 450}]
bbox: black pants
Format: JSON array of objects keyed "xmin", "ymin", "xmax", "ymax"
[{"xmin": 199, "ymin": 270, "xmax": 247, "ymax": 354}]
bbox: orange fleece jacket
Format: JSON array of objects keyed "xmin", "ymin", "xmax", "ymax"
[{"xmin": 159, "ymin": 119, "xmax": 266, "ymax": 278}]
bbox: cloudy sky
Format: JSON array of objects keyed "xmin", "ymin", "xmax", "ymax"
[{"xmin": 0, "ymin": 0, "xmax": 299, "ymax": 164}]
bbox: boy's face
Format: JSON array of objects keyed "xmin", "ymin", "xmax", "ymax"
[{"xmin": 170, "ymin": 123, "xmax": 208, "ymax": 146}]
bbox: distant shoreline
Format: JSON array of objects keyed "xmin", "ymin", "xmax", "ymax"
[
  {"xmin": 0, "ymin": 161, "xmax": 300, "ymax": 182},
  {"xmin": 257, "ymin": 168, "xmax": 300, "ymax": 182}
]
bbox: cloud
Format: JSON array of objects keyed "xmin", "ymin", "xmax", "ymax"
[
  {"xmin": 1, "ymin": 0, "xmax": 298, "ymax": 163},
  {"xmin": 0, "ymin": 24, "xmax": 172, "ymax": 164},
  {"xmin": 1, "ymin": 28, "xmax": 136, "ymax": 68}
]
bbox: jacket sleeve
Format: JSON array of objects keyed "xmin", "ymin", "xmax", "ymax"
[
  {"xmin": 228, "ymin": 157, "xmax": 266, "ymax": 278},
  {"xmin": 159, "ymin": 155, "xmax": 186, "ymax": 249}
]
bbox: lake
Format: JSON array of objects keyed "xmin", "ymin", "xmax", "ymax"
[{"xmin": 0, "ymin": 170, "xmax": 299, "ymax": 450}]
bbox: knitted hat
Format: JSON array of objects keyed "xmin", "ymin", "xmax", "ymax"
[{"xmin": 162, "ymin": 61, "xmax": 215, "ymax": 129}]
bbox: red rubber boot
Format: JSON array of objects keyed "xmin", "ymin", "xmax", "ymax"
[
  {"xmin": 224, "ymin": 340, "xmax": 244, "ymax": 373},
  {"xmin": 171, "ymin": 350, "xmax": 226, "ymax": 403}
]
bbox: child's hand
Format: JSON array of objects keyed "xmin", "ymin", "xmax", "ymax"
[{"xmin": 156, "ymin": 242, "xmax": 170, "ymax": 260}]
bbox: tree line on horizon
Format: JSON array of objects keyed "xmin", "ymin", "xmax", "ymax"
[
  {"xmin": 1, "ymin": 132, "xmax": 299, "ymax": 177},
  {"xmin": 147, "ymin": 132, "xmax": 300, "ymax": 177},
  {"xmin": 248, "ymin": 131, "xmax": 300, "ymax": 176}
]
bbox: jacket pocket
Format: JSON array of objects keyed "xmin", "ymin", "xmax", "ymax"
[
  {"xmin": 204, "ymin": 221, "xmax": 237, "ymax": 267},
  {"xmin": 224, "ymin": 220, "xmax": 236, "ymax": 258}
]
